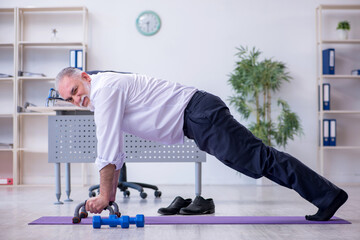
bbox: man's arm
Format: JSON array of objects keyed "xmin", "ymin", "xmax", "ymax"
[
  {"xmin": 86, "ymin": 164, "xmax": 116, "ymax": 213},
  {"xmin": 88, "ymin": 83, "xmax": 127, "ymax": 213},
  {"xmin": 110, "ymin": 169, "xmax": 120, "ymax": 202}
]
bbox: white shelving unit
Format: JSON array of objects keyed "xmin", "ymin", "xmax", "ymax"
[
  {"xmin": 0, "ymin": 8, "xmax": 16, "ymax": 184},
  {"xmin": 316, "ymin": 5, "xmax": 360, "ymax": 175},
  {"xmin": 0, "ymin": 6, "xmax": 88, "ymax": 185}
]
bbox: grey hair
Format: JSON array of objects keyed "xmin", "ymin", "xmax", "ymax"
[{"xmin": 55, "ymin": 67, "xmax": 83, "ymax": 90}]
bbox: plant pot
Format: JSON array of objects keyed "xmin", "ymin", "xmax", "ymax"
[{"xmin": 337, "ymin": 29, "xmax": 349, "ymax": 40}]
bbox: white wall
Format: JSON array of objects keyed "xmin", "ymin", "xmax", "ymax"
[{"xmin": 1, "ymin": 0, "xmax": 360, "ymax": 186}]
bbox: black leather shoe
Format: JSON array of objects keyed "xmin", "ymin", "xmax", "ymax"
[
  {"xmin": 158, "ymin": 196, "xmax": 192, "ymax": 215},
  {"xmin": 179, "ymin": 196, "xmax": 215, "ymax": 215}
]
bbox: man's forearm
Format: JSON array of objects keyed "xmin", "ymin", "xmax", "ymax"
[
  {"xmin": 99, "ymin": 164, "xmax": 116, "ymax": 201},
  {"xmin": 110, "ymin": 169, "xmax": 121, "ymax": 201},
  {"xmin": 85, "ymin": 164, "xmax": 117, "ymax": 214}
]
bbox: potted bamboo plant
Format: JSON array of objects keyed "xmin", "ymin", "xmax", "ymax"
[
  {"xmin": 228, "ymin": 46, "xmax": 302, "ymax": 148},
  {"xmin": 336, "ymin": 21, "xmax": 350, "ymax": 40}
]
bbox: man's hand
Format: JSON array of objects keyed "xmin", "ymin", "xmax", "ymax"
[
  {"xmin": 85, "ymin": 195, "xmax": 109, "ymax": 214},
  {"xmin": 85, "ymin": 164, "xmax": 119, "ymax": 214}
]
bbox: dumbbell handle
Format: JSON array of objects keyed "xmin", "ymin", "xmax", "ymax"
[
  {"xmin": 101, "ymin": 215, "xmax": 119, "ymax": 228},
  {"xmin": 93, "ymin": 215, "xmax": 129, "ymax": 228},
  {"xmin": 74, "ymin": 201, "xmax": 115, "ymax": 217},
  {"xmin": 73, "ymin": 201, "xmax": 115, "ymax": 224},
  {"xmin": 129, "ymin": 215, "xmax": 145, "ymax": 227},
  {"xmin": 73, "ymin": 201, "xmax": 86, "ymax": 219}
]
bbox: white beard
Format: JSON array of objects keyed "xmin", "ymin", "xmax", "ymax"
[
  {"xmin": 80, "ymin": 82, "xmax": 94, "ymax": 110},
  {"xmin": 80, "ymin": 95, "xmax": 94, "ymax": 110}
]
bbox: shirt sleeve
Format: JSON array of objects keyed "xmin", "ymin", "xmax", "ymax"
[{"xmin": 93, "ymin": 86, "xmax": 126, "ymax": 171}]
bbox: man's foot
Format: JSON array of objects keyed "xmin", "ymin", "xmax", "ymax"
[{"xmin": 305, "ymin": 189, "xmax": 348, "ymax": 221}]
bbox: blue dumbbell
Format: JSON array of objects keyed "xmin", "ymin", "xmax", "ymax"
[
  {"xmin": 93, "ymin": 214, "xmax": 145, "ymax": 229},
  {"xmin": 93, "ymin": 215, "xmax": 130, "ymax": 229},
  {"xmin": 129, "ymin": 214, "xmax": 145, "ymax": 227}
]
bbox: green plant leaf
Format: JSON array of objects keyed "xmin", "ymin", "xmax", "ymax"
[
  {"xmin": 228, "ymin": 46, "xmax": 303, "ymax": 148},
  {"xmin": 275, "ymin": 99, "xmax": 303, "ymax": 148},
  {"xmin": 337, "ymin": 21, "xmax": 350, "ymax": 30}
]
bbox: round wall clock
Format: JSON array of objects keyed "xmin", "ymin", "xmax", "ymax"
[{"xmin": 136, "ymin": 11, "xmax": 161, "ymax": 36}]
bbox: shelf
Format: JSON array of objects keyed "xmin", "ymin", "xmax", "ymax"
[
  {"xmin": 19, "ymin": 6, "xmax": 87, "ymax": 12},
  {"xmin": 0, "ymin": 149, "xmax": 13, "ymax": 152},
  {"xmin": 318, "ymin": 5, "xmax": 360, "ymax": 10},
  {"xmin": 0, "ymin": 43, "xmax": 14, "ymax": 47},
  {"xmin": 316, "ymin": 4, "xmax": 360, "ymax": 177},
  {"xmin": 320, "ymin": 75, "xmax": 360, "ymax": 79},
  {"xmin": 0, "ymin": 114, "xmax": 13, "ymax": 118},
  {"xmin": 319, "ymin": 40, "xmax": 360, "ymax": 44},
  {"xmin": 321, "ymin": 146, "xmax": 360, "ymax": 150},
  {"xmin": 17, "ymin": 148, "xmax": 48, "ymax": 154},
  {"xmin": 18, "ymin": 41, "xmax": 86, "ymax": 47},
  {"xmin": 0, "ymin": 5, "xmax": 88, "ymax": 185},
  {"xmin": 0, "ymin": 78, "xmax": 13, "ymax": 82},
  {"xmin": 0, "ymin": 8, "xmax": 14, "ymax": 12},
  {"xmin": 18, "ymin": 77, "xmax": 54, "ymax": 81},
  {"xmin": 319, "ymin": 110, "xmax": 360, "ymax": 114}
]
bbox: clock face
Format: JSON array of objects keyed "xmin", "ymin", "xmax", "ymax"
[{"xmin": 136, "ymin": 11, "xmax": 161, "ymax": 36}]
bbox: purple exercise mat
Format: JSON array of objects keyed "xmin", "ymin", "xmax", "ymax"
[{"xmin": 29, "ymin": 216, "xmax": 351, "ymax": 225}]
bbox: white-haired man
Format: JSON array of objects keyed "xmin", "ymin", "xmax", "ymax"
[{"xmin": 56, "ymin": 67, "xmax": 348, "ymax": 221}]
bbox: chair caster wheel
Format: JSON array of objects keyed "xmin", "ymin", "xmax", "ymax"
[
  {"xmin": 123, "ymin": 190, "xmax": 130, "ymax": 197},
  {"xmin": 140, "ymin": 192, "xmax": 147, "ymax": 199},
  {"xmin": 154, "ymin": 190, "xmax": 162, "ymax": 198}
]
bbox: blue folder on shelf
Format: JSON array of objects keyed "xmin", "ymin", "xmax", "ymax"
[
  {"xmin": 69, "ymin": 50, "xmax": 76, "ymax": 68},
  {"xmin": 323, "ymin": 48, "xmax": 335, "ymax": 75},
  {"xmin": 323, "ymin": 83, "xmax": 330, "ymax": 110},
  {"xmin": 69, "ymin": 49, "xmax": 83, "ymax": 70},
  {"xmin": 323, "ymin": 119, "xmax": 330, "ymax": 146},
  {"xmin": 329, "ymin": 119, "xmax": 337, "ymax": 146},
  {"xmin": 76, "ymin": 50, "xmax": 83, "ymax": 70}
]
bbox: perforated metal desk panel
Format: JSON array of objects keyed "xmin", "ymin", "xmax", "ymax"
[
  {"xmin": 49, "ymin": 116, "xmax": 96, "ymax": 163},
  {"xmin": 48, "ymin": 115, "xmax": 206, "ymax": 203},
  {"xmin": 48, "ymin": 115, "xmax": 206, "ymax": 163}
]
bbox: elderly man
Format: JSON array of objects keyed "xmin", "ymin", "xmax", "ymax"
[{"xmin": 56, "ymin": 67, "xmax": 347, "ymax": 221}]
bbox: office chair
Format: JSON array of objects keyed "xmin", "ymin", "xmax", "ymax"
[
  {"xmin": 88, "ymin": 163, "xmax": 162, "ymax": 199},
  {"xmin": 117, "ymin": 163, "xmax": 162, "ymax": 198}
]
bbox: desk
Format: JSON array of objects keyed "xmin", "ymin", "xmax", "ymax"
[{"xmin": 40, "ymin": 108, "xmax": 206, "ymax": 204}]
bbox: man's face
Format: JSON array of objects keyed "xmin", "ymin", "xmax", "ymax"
[{"xmin": 58, "ymin": 73, "xmax": 91, "ymax": 107}]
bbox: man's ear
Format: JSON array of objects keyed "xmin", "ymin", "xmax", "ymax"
[{"xmin": 81, "ymin": 72, "xmax": 91, "ymax": 83}]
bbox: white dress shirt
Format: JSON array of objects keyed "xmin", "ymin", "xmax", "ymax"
[{"xmin": 89, "ymin": 72, "xmax": 197, "ymax": 171}]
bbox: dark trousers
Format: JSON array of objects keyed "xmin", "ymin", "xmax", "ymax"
[{"xmin": 183, "ymin": 91, "xmax": 341, "ymax": 209}]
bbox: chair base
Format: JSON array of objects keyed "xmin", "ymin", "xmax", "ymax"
[
  {"xmin": 88, "ymin": 163, "xmax": 161, "ymax": 199},
  {"xmin": 118, "ymin": 182, "xmax": 162, "ymax": 199},
  {"xmin": 88, "ymin": 182, "xmax": 161, "ymax": 199}
]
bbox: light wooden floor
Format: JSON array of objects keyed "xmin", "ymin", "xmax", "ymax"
[{"xmin": 0, "ymin": 184, "xmax": 358, "ymax": 240}]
